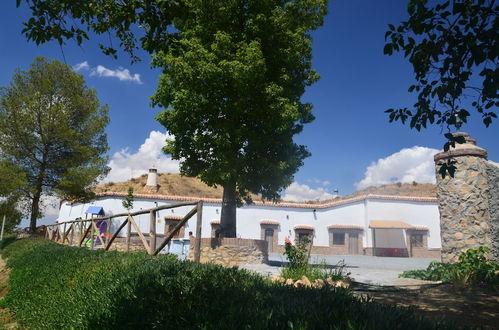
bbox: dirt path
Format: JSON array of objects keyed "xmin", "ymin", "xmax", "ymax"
[
  {"xmin": 0, "ymin": 258, "xmax": 18, "ymax": 329},
  {"xmin": 356, "ymin": 284, "xmax": 499, "ymax": 329}
]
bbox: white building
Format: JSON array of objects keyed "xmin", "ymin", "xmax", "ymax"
[{"xmin": 57, "ymin": 190, "xmax": 441, "ymax": 258}]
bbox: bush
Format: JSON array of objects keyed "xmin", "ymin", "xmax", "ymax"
[
  {"xmin": 0, "ymin": 238, "xmax": 452, "ymax": 329},
  {"xmin": 282, "ymin": 236, "xmax": 350, "ymax": 282},
  {"xmin": 401, "ymin": 247, "xmax": 499, "ymax": 289}
]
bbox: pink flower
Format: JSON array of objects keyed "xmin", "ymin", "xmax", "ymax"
[{"xmin": 284, "ymin": 237, "xmax": 291, "ymax": 245}]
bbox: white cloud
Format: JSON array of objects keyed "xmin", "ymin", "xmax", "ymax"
[
  {"xmin": 73, "ymin": 61, "xmax": 89, "ymax": 72},
  {"xmin": 282, "ymin": 182, "xmax": 334, "ymax": 202},
  {"xmin": 73, "ymin": 61, "xmax": 143, "ymax": 84},
  {"xmin": 91, "ymin": 65, "xmax": 142, "ymax": 84},
  {"xmin": 105, "ymin": 131, "xmax": 180, "ymax": 183},
  {"xmin": 355, "ymin": 146, "xmax": 439, "ymax": 190}
]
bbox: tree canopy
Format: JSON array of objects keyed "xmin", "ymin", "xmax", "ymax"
[
  {"xmin": 384, "ymin": 0, "xmax": 498, "ymax": 131},
  {"xmin": 0, "ymin": 198, "xmax": 23, "ymax": 234},
  {"xmin": 0, "ymin": 160, "xmax": 26, "ymax": 198},
  {"xmin": 17, "ymin": 0, "xmax": 328, "ymax": 237},
  {"xmin": 152, "ymin": 0, "xmax": 327, "ymax": 236},
  {"xmin": 17, "ymin": 0, "xmax": 179, "ymax": 62},
  {"xmin": 0, "ymin": 57, "xmax": 110, "ymax": 231}
]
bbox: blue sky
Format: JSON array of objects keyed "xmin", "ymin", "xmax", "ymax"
[{"xmin": 1, "ymin": 1, "xmax": 497, "ymax": 224}]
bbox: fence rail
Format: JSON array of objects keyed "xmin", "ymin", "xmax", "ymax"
[{"xmin": 44, "ymin": 201, "xmax": 203, "ymax": 261}]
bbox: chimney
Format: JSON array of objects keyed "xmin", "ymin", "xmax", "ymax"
[{"xmin": 146, "ymin": 166, "xmax": 158, "ymax": 187}]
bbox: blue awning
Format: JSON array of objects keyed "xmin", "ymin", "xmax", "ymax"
[{"xmin": 86, "ymin": 206, "xmax": 104, "ymax": 215}]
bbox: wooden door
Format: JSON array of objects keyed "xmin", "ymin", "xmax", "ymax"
[
  {"xmin": 348, "ymin": 233, "xmax": 358, "ymax": 254},
  {"xmin": 265, "ymin": 229, "xmax": 274, "ymax": 253}
]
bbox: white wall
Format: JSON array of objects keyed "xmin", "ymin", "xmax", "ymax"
[
  {"xmin": 367, "ymin": 200, "xmax": 441, "ymax": 249},
  {"xmin": 58, "ymin": 196, "xmax": 441, "ymax": 249}
]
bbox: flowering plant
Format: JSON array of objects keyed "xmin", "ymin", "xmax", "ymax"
[{"xmin": 284, "ymin": 235, "xmax": 309, "ymax": 270}]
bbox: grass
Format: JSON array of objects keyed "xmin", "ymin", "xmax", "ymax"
[
  {"xmin": 0, "ymin": 238, "xmax": 453, "ymax": 329},
  {"xmin": 281, "ymin": 260, "xmax": 351, "ymax": 282}
]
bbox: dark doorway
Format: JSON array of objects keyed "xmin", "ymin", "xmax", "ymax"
[
  {"xmin": 265, "ymin": 228, "xmax": 274, "ymax": 253},
  {"xmin": 348, "ymin": 233, "xmax": 358, "ymax": 254}
]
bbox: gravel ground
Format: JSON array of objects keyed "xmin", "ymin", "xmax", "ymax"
[{"xmin": 240, "ymin": 253, "xmax": 440, "ymax": 286}]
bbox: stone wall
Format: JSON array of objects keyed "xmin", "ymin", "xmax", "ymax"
[
  {"xmin": 188, "ymin": 238, "xmax": 268, "ymax": 267},
  {"xmin": 434, "ymin": 132, "xmax": 495, "ymax": 262},
  {"xmin": 486, "ymin": 161, "xmax": 499, "ymax": 261}
]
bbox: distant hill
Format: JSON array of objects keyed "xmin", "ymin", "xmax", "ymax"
[
  {"xmin": 95, "ymin": 173, "xmax": 436, "ymax": 202},
  {"xmin": 339, "ymin": 182, "xmax": 436, "ymax": 199},
  {"xmin": 95, "ymin": 173, "xmax": 225, "ymax": 198}
]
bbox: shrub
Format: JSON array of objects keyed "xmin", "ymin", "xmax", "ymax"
[
  {"xmin": 282, "ymin": 236, "xmax": 350, "ymax": 282},
  {"xmin": 0, "ymin": 238, "xmax": 452, "ymax": 329},
  {"xmin": 284, "ymin": 236, "xmax": 310, "ymax": 270},
  {"xmin": 401, "ymin": 247, "xmax": 499, "ymax": 289}
]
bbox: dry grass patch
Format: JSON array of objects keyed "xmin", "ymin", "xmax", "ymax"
[{"xmin": 0, "ymin": 258, "xmax": 18, "ymax": 329}]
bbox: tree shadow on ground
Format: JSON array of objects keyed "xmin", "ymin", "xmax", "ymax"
[{"xmin": 357, "ymin": 284, "xmax": 499, "ymax": 329}]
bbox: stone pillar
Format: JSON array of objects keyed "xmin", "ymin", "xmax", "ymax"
[
  {"xmin": 486, "ymin": 161, "xmax": 499, "ymax": 260},
  {"xmin": 434, "ymin": 132, "xmax": 492, "ymax": 262}
]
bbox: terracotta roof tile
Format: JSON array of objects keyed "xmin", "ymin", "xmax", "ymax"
[
  {"xmin": 369, "ymin": 220, "xmax": 413, "ymax": 229},
  {"xmin": 294, "ymin": 224, "xmax": 315, "ymax": 231},
  {"xmin": 410, "ymin": 225, "xmax": 429, "ymax": 231},
  {"xmin": 94, "ymin": 192, "xmax": 437, "ymax": 210},
  {"xmin": 327, "ymin": 224, "xmax": 364, "ymax": 229},
  {"xmin": 259, "ymin": 219, "xmax": 280, "ymax": 225},
  {"xmin": 164, "ymin": 215, "xmax": 183, "ymax": 220}
]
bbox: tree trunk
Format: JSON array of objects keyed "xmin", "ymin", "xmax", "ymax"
[
  {"xmin": 30, "ymin": 163, "xmax": 46, "ymax": 233},
  {"xmin": 220, "ymin": 183, "xmax": 237, "ymax": 238},
  {"xmin": 30, "ymin": 190, "xmax": 42, "ymax": 233}
]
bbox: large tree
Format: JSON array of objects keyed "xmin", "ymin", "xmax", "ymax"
[
  {"xmin": 0, "ymin": 160, "xmax": 26, "ymax": 198},
  {"xmin": 17, "ymin": 0, "xmax": 327, "ymax": 237},
  {"xmin": 152, "ymin": 0, "xmax": 327, "ymax": 237},
  {"xmin": 0, "ymin": 57, "xmax": 110, "ymax": 232},
  {"xmin": 384, "ymin": 0, "xmax": 498, "ymax": 131},
  {"xmin": 0, "ymin": 198, "xmax": 24, "ymax": 234}
]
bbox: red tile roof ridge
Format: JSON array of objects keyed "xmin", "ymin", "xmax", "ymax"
[
  {"xmin": 294, "ymin": 224, "xmax": 315, "ymax": 230},
  {"xmin": 259, "ymin": 219, "xmax": 280, "ymax": 225},
  {"xmin": 94, "ymin": 192, "xmax": 437, "ymax": 209},
  {"xmin": 327, "ymin": 224, "xmax": 364, "ymax": 229}
]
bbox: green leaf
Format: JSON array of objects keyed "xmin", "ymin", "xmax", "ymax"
[{"xmin": 383, "ymin": 43, "xmax": 393, "ymax": 55}]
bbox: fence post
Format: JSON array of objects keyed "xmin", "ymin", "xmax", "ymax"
[
  {"xmin": 126, "ymin": 216, "xmax": 131, "ymax": 252},
  {"xmin": 1, "ymin": 215, "xmax": 6, "ymax": 241},
  {"xmin": 69, "ymin": 224, "xmax": 74, "ymax": 245},
  {"xmin": 194, "ymin": 201, "xmax": 203, "ymax": 262},
  {"xmin": 90, "ymin": 220, "xmax": 96, "ymax": 249},
  {"xmin": 62, "ymin": 222, "xmax": 67, "ymax": 243},
  {"xmin": 106, "ymin": 218, "xmax": 111, "ymax": 245},
  {"xmin": 149, "ymin": 210, "xmax": 156, "ymax": 255}
]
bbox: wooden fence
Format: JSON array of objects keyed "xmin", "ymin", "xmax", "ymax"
[{"xmin": 45, "ymin": 201, "xmax": 203, "ymax": 261}]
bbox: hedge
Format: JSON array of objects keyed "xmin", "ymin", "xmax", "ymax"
[{"xmin": 0, "ymin": 238, "xmax": 452, "ymax": 329}]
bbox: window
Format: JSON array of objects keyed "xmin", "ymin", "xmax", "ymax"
[
  {"xmin": 167, "ymin": 223, "xmax": 180, "ymax": 238},
  {"xmin": 298, "ymin": 232, "xmax": 311, "ymax": 242},
  {"xmin": 332, "ymin": 232, "xmax": 345, "ymax": 245},
  {"xmin": 165, "ymin": 216, "xmax": 185, "ymax": 238},
  {"xmin": 411, "ymin": 234, "xmax": 423, "ymax": 247}
]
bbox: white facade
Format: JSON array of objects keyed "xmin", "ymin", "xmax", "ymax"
[{"xmin": 57, "ymin": 192, "xmax": 441, "ymax": 254}]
